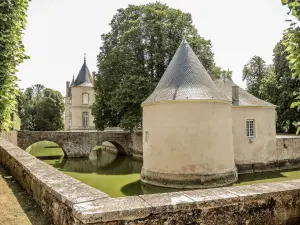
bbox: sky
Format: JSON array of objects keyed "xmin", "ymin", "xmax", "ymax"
[{"xmin": 17, "ymin": 0, "xmax": 292, "ymax": 96}]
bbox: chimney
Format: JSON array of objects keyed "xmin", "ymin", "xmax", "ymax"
[
  {"xmin": 66, "ymin": 81, "xmax": 70, "ymax": 97},
  {"xmin": 232, "ymin": 85, "xmax": 239, "ymax": 105},
  {"xmin": 92, "ymin": 72, "xmax": 96, "ymax": 83}
]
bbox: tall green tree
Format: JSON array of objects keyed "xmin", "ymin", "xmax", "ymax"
[
  {"xmin": 0, "ymin": 0, "xmax": 30, "ymax": 131},
  {"xmin": 259, "ymin": 41, "xmax": 300, "ymax": 133},
  {"xmin": 242, "ymin": 56, "xmax": 267, "ymax": 98},
  {"xmin": 18, "ymin": 85, "xmax": 64, "ymax": 131},
  {"xmin": 93, "ymin": 2, "xmax": 216, "ymax": 130},
  {"xmin": 281, "ymin": 0, "xmax": 300, "ymax": 134}
]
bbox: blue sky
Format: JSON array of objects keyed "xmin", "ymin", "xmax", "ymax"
[{"xmin": 17, "ymin": 0, "xmax": 292, "ymax": 96}]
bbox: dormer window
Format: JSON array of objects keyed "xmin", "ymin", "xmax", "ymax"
[{"xmin": 82, "ymin": 93, "xmax": 89, "ymax": 105}]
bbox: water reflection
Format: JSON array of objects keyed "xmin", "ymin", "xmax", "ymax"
[
  {"xmin": 28, "ymin": 141, "xmax": 179, "ymax": 197},
  {"xmin": 29, "ymin": 141, "xmax": 300, "ymax": 197},
  {"xmin": 48, "ymin": 150, "xmax": 142, "ymax": 175},
  {"xmin": 26, "ymin": 141, "xmax": 64, "ymax": 157}
]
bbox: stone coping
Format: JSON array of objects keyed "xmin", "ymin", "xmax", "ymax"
[
  {"xmin": 1, "ymin": 137, "xmax": 300, "ymax": 224},
  {"xmin": 276, "ymin": 134, "xmax": 300, "ymax": 139}
]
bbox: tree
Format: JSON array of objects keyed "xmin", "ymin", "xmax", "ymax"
[
  {"xmin": 0, "ymin": 0, "xmax": 30, "ymax": 131},
  {"xmin": 93, "ymin": 2, "xmax": 216, "ymax": 130},
  {"xmin": 18, "ymin": 85, "xmax": 64, "ymax": 131},
  {"xmin": 242, "ymin": 56, "xmax": 267, "ymax": 98},
  {"xmin": 281, "ymin": 0, "xmax": 300, "ymax": 134},
  {"xmin": 211, "ymin": 66, "xmax": 233, "ymax": 80},
  {"xmin": 259, "ymin": 41, "xmax": 300, "ymax": 133}
]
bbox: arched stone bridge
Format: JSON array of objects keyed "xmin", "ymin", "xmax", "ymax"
[{"xmin": 17, "ymin": 130, "xmax": 143, "ymax": 158}]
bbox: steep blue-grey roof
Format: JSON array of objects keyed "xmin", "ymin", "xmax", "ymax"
[
  {"xmin": 73, "ymin": 57, "xmax": 93, "ymax": 87},
  {"xmin": 214, "ymin": 78, "xmax": 276, "ymax": 107},
  {"xmin": 144, "ymin": 39, "xmax": 228, "ymax": 103}
]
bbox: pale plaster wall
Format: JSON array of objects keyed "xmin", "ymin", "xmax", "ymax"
[
  {"xmin": 70, "ymin": 86, "xmax": 95, "ymax": 130},
  {"xmin": 142, "ymin": 101, "xmax": 236, "ymax": 175},
  {"xmin": 232, "ymin": 107, "xmax": 276, "ymax": 165},
  {"xmin": 64, "ymin": 96, "xmax": 71, "ymax": 130}
]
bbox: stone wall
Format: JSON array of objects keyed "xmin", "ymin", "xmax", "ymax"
[
  {"xmin": 102, "ymin": 131, "xmax": 143, "ymax": 159},
  {"xmin": 276, "ymin": 135, "xmax": 300, "ymax": 169},
  {"xmin": 15, "ymin": 131, "xmax": 300, "ymax": 171},
  {"xmin": 1, "ymin": 137, "xmax": 300, "ymax": 224},
  {"xmin": 237, "ymin": 135, "xmax": 300, "ymax": 173},
  {"xmin": 1, "ymin": 131, "xmax": 17, "ymax": 145},
  {"xmin": 17, "ymin": 131, "xmax": 135, "ymax": 158}
]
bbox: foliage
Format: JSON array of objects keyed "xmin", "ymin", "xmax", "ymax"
[
  {"xmin": 242, "ymin": 56, "xmax": 267, "ymax": 98},
  {"xmin": 17, "ymin": 84, "xmax": 64, "ymax": 131},
  {"xmin": 0, "ymin": 0, "xmax": 30, "ymax": 131},
  {"xmin": 259, "ymin": 41, "xmax": 300, "ymax": 133},
  {"xmin": 211, "ymin": 66, "xmax": 233, "ymax": 80},
  {"xmin": 281, "ymin": 0, "xmax": 300, "ymax": 134},
  {"xmin": 93, "ymin": 2, "xmax": 217, "ymax": 130}
]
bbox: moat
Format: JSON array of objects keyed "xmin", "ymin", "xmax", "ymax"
[{"xmin": 27, "ymin": 141, "xmax": 300, "ymax": 197}]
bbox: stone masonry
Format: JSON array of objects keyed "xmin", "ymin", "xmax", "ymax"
[
  {"xmin": 1, "ymin": 137, "xmax": 300, "ymax": 224},
  {"xmin": 17, "ymin": 130, "xmax": 143, "ymax": 158}
]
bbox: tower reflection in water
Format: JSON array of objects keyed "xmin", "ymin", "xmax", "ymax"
[{"xmin": 28, "ymin": 141, "xmax": 178, "ymax": 197}]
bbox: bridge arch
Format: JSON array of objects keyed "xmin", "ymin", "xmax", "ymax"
[
  {"xmin": 100, "ymin": 140, "xmax": 128, "ymax": 155},
  {"xmin": 17, "ymin": 131, "xmax": 135, "ymax": 158},
  {"xmin": 25, "ymin": 140, "xmax": 66, "ymax": 158}
]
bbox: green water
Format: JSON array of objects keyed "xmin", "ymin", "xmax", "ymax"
[{"xmin": 27, "ymin": 141, "xmax": 300, "ymax": 198}]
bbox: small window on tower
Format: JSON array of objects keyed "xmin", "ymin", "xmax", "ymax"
[
  {"xmin": 82, "ymin": 93, "xmax": 89, "ymax": 105},
  {"xmin": 246, "ymin": 119, "xmax": 255, "ymax": 138},
  {"xmin": 82, "ymin": 112, "xmax": 88, "ymax": 127}
]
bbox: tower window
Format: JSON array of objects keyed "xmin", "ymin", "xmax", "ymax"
[
  {"xmin": 82, "ymin": 93, "xmax": 89, "ymax": 105},
  {"xmin": 82, "ymin": 112, "xmax": 89, "ymax": 127},
  {"xmin": 246, "ymin": 119, "xmax": 255, "ymax": 138},
  {"xmin": 69, "ymin": 118, "xmax": 72, "ymax": 129}
]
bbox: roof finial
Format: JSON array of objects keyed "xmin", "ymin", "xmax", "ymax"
[{"xmin": 84, "ymin": 53, "xmax": 86, "ymax": 63}]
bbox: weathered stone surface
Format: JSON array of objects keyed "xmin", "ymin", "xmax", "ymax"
[
  {"xmin": 140, "ymin": 192, "xmax": 195, "ymax": 214},
  {"xmin": 17, "ymin": 130, "xmax": 143, "ymax": 158},
  {"xmin": 2, "ymin": 137, "xmax": 300, "ymax": 225},
  {"xmin": 73, "ymin": 196, "xmax": 152, "ymax": 223},
  {"xmin": 0, "ymin": 138, "xmax": 109, "ymax": 225}
]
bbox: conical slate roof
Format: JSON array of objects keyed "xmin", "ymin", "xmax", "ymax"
[
  {"xmin": 73, "ymin": 57, "xmax": 93, "ymax": 87},
  {"xmin": 144, "ymin": 39, "xmax": 228, "ymax": 103},
  {"xmin": 214, "ymin": 78, "xmax": 275, "ymax": 107}
]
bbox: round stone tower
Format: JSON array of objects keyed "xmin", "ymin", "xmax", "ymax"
[{"xmin": 141, "ymin": 39, "xmax": 237, "ymax": 188}]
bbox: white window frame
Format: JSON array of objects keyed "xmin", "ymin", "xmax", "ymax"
[
  {"xmin": 82, "ymin": 112, "xmax": 89, "ymax": 127},
  {"xmin": 82, "ymin": 93, "xmax": 89, "ymax": 105},
  {"xmin": 246, "ymin": 119, "xmax": 255, "ymax": 138}
]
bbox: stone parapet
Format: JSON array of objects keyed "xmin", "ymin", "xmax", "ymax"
[{"xmin": 1, "ymin": 137, "xmax": 300, "ymax": 224}]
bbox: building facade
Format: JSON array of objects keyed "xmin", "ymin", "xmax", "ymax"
[
  {"xmin": 141, "ymin": 39, "xmax": 276, "ymax": 189},
  {"xmin": 64, "ymin": 57, "xmax": 96, "ymax": 130}
]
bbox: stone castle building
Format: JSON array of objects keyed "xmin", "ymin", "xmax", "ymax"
[
  {"xmin": 141, "ymin": 39, "xmax": 276, "ymax": 188},
  {"xmin": 64, "ymin": 57, "xmax": 96, "ymax": 130}
]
